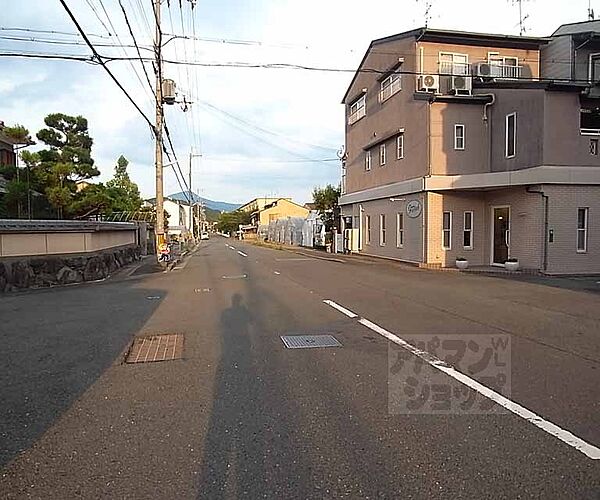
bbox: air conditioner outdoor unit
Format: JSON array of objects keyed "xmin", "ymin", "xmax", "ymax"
[
  {"xmin": 475, "ymin": 62, "xmax": 501, "ymax": 79},
  {"xmin": 418, "ymin": 74, "xmax": 439, "ymax": 92},
  {"xmin": 452, "ymin": 75, "xmax": 472, "ymax": 95}
]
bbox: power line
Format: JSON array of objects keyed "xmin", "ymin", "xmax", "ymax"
[
  {"xmin": 84, "ymin": 0, "xmax": 113, "ymax": 36},
  {"xmin": 0, "ymin": 26, "xmax": 111, "ymax": 39},
  {"xmin": 117, "ymin": 0, "xmax": 154, "ymax": 92},
  {"xmin": 0, "ymin": 34, "xmax": 153, "ymax": 51},
  {"xmin": 58, "ymin": 0, "xmax": 155, "ymax": 132}
]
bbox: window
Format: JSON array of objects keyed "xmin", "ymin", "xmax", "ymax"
[
  {"xmin": 396, "ymin": 213, "xmax": 404, "ymax": 248},
  {"xmin": 581, "ymin": 108, "xmax": 600, "ymax": 135},
  {"xmin": 463, "ymin": 211, "xmax": 473, "ymax": 249},
  {"xmin": 379, "ymin": 214, "xmax": 386, "ymax": 246},
  {"xmin": 365, "ymin": 214, "xmax": 371, "ymax": 245},
  {"xmin": 577, "ymin": 208, "xmax": 588, "ymax": 252},
  {"xmin": 590, "ymin": 54, "xmax": 600, "ymax": 84},
  {"xmin": 506, "ymin": 112, "xmax": 516, "ymax": 158},
  {"xmin": 349, "ymin": 95, "xmax": 366, "ymax": 124},
  {"xmin": 379, "ymin": 73, "xmax": 401, "ymax": 102},
  {"xmin": 365, "ymin": 150, "xmax": 371, "ymax": 171},
  {"xmin": 454, "ymin": 124, "xmax": 465, "ymax": 150},
  {"xmin": 379, "ymin": 144, "xmax": 386, "ymax": 166},
  {"xmin": 439, "ymin": 52, "xmax": 469, "ymax": 76},
  {"xmin": 442, "ymin": 211, "xmax": 452, "ymax": 249},
  {"xmin": 591, "ymin": 138, "xmax": 599, "ymax": 156},
  {"xmin": 396, "ymin": 133, "xmax": 404, "ymax": 159}
]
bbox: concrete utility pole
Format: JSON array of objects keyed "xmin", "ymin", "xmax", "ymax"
[
  {"xmin": 154, "ymin": 0, "xmax": 165, "ymax": 252},
  {"xmin": 188, "ymin": 149, "xmax": 202, "ymax": 238}
]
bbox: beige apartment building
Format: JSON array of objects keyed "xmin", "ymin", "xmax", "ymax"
[{"xmin": 339, "ymin": 23, "xmax": 600, "ymax": 274}]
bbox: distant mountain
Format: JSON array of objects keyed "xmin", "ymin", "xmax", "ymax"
[{"xmin": 167, "ymin": 191, "xmax": 239, "ymax": 212}]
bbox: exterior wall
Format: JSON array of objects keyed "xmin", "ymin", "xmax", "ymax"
[
  {"xmin": 0, "ymin": 230, "xmax": 136, "ymax": 257},
  {"xmin": 344, "ymin": 37, "xmax": 429, "ymax": 195},
  {"xmin": 418, "ymin": 41, "xmax": 539, "ymax": 79},
  {"xmin": 258, "ymin": 200, "xmax": 309, "ymax": 225},
  {"xmin": 349, "ymin": 193, "xmax": 425, "ymax": 263},
  {"xmin": 430, "ymin": 102, "xmax": 488, "ymax": 175},
  {"xmin": 239, "ymin": 197, "xmax": 284, "ymax": 213},
  {"xmin": 544, "ymin": 92, "xmax": 600, "ymax": 167},
  {"xmin": 482, "ymin": 187, "xmax": 545, "ymax": 269},
  {"xmin": 0, "ymin": 138, "xmax": 16, "ymax": 167},
  {"xmin": 573, "ymin": 41, "xmax": 600, "ymax": 83},
  {"xmin": 487, "ymin": 88, "xmax": 545, "ymax": 172},
  {"xmin": 164, "ymin": 199, "xmax": 188, "ymax": 235},
  {"xmin": 545, "ymin": 184, "xmax": 600, "ymax": 274},
  {"xmin": 541, "ymin": 36, "xmax": 572, "ymax": 81},
  {"xmin": 426, "ymin": 192, "xmax": 487, "ymax": 266}
]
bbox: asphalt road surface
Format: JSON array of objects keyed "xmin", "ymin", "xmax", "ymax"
[{"xmin": 1, "ymin": 236, "xmax": 599, "ymax": 499}]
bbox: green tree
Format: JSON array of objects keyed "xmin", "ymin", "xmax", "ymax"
[
  {"xmin": 216, "ymin": 210, "xmax": 251, "ymax": 234},
  {"xmin": 106, "ymin": 155, "xmax": 142, "ymax": 212},
  {"xmin": 2, "ymin": 124, "xmax": 33, "ymax": 144},
  {"xmin": 36, "ymin": 113, "xmax": 98, "ymax": 217},
  {"xmin": 312, "ymin": 184, "xmax": 341, "ymax": 231}
]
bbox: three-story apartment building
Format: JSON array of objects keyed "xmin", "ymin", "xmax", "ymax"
[{"xmin": 339, "ymin": 24, "xmax": 600, "ymax": 274}]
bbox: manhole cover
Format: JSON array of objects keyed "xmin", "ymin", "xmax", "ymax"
[
  {"xmin": 280, "ymin": 335, "xmax": 342, "ymax": 349},
  {"xmin": 126, "ymin": 333, "xmax": 184, "ymax": 363}
]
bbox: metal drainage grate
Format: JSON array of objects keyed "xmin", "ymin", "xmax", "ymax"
[
  {"xmin": 280, "ymin": 335, "xmax": 342, "ymax": 349},
  {"xmin": 126, "ymin": 333, "xmax": 184, "ymax": 363}
]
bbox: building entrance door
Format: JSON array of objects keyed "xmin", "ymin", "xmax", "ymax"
[{"xmin": 492, "ymin": 207, "xmax": 510, "ymax": 265}]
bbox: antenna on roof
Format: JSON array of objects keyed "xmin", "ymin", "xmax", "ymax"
[
  {"xmin": 509, "ymin": 0, "xmax": 532, "ymax": 35},
  {"xmin": 589, "ymin": 0, "xmax": 595, "ymax": 20},
  {"xmin": 416, "ymin": 0, "xmax": 433, "ymax": 28}
]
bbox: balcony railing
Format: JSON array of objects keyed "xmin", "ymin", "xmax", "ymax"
[{"xmin": 438, "ymin": 61, "xmax": 522, "ymax": 79}]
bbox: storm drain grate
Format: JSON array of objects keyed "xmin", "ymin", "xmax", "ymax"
[
  {"xmin": 126, "ymin": 333, "xmax": 184, "ymax": 363},
  {"xmin": 280, "ymin": 335, "xmax": 342, "ymax": 349}
]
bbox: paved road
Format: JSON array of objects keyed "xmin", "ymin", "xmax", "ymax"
[{"xmin": 1, "ymin": 236, "xmax": 599, "ymax": 499}]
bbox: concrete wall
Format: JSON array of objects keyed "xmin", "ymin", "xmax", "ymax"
[
  {"xmin": 0, "ymin": 230, "xmax": 136, "ymax": 257},
  {"xmin": 541, "ymin": 36, "xmax": 572, "ymax": 81}
]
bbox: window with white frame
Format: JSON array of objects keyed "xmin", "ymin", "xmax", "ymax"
[
  {"xmin": 379, "ymin": 214, "xmax": 386, "ymax": 246},
  {"xmin": 348, "ymin": 94, "xmax": 366, "ymax": 124},
  {"xmin": 442, "ymin": 211, "xmax": 452, "ymax": 249},
  {"xmin": 365, "ymin": 150, "xmax": 372, "ymax": 171},
  {"xmin": 506, "ymin": 112, "xmax": 517, "ymax": 158},
  {"xmin": 463, "ymin": 211, "xmax": 473, "ymax": 249},
  {"xmin": 365, "ymin": 214, "xmax": 371, "ymax": 245},
  {"xmin": 454, "ymin": 124, "xmax": 465, "ymax": 150},
  {"xmin": 379, "ymin": 143, "xmax": 386, "ymax": 166},
  {"xmin": 396, "ymin": 133, "xmax": 404, "ymax": 159},
  {"xmin": 379, "ymin": 73, "xmax": 401, "ymax": 102},
  {"xmin": 396, "ymin": 212, "xmax": 404, "ymax": 248},
  {"xmin": 577, "ymin": 207, "xmax": 588, "ymax": 252}
]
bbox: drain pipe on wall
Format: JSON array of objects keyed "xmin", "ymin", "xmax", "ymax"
[
  {"xmin": 526, "ymin": 186, "xmax": 549, "ymax": 273},
  {"xmin": 480, "ymin": 93, "xmax": 496, "ymax": 172}
]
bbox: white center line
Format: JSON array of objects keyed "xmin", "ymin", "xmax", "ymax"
[
  {"xmin": 237, "ymin": 250, "xmax": 248, "ymax": 257},
  {"xmin": 324, "ymin": 299, "xmax": 600, "ymax": 461},
  {"xmin": 274, "ymin": 271, "xmax": 281, "ymax": 275},
  {"xmin": 323, "ymin": 299, "xmax": 358, "ymax": 319}
]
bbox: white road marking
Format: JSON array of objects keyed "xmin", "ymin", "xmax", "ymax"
[
  {"xmin": 274, "ymin": 271, "xmax": 281, "ymax": 275},
  {"xmin": 354, "ymin": 316, "xmax": 600, "ymax": 460},
  {"xmin": 322, "ymin": 300, "xmax": 358, "ymax": 319},
  {"xmin": 237, "ymin": 250, "xmax": 248, "ymax": 257},
  {"xmin": 222, "ymin": 274, "xmax": 247, "ymax": 279}
]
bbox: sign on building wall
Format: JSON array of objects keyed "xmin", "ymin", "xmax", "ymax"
[{"xmin": 406, "ymin": 200, "xmax": 422, "ymax": 218}]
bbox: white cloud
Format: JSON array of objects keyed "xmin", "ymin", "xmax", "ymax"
[{"xmin": 0, "ymin": 0, "xmax": 596, "ymax": 205}]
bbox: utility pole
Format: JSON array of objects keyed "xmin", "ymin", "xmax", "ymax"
[
  {"xmin": 188, "ymin": 149, "xmax": 202, "ymax": 238},
  {"xmin": 154, "ymin": 0, "xmax": 165, "ymax": 253}
]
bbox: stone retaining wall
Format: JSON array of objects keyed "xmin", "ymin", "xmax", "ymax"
[{"xmin": 0, "ymin": 245, "xmax": 141, "ymax": 293}]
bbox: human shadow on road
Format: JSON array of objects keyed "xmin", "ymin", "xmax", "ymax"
[{"xmin": 196, "ymin": 293, "xmax": 267, "ymax": 498}]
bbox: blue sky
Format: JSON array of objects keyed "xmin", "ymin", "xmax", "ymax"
[{"xmin": 0, "ymin": 0, "xmax": 595, "ymax": 204}]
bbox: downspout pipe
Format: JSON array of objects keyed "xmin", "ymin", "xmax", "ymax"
[
  {"xmin": 526, "ymin": 186, "xmax": 549, "ymax": 273},
  {"xmin": 479, "ymin": 93, "xmax": 496, "ymax": 172}
]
